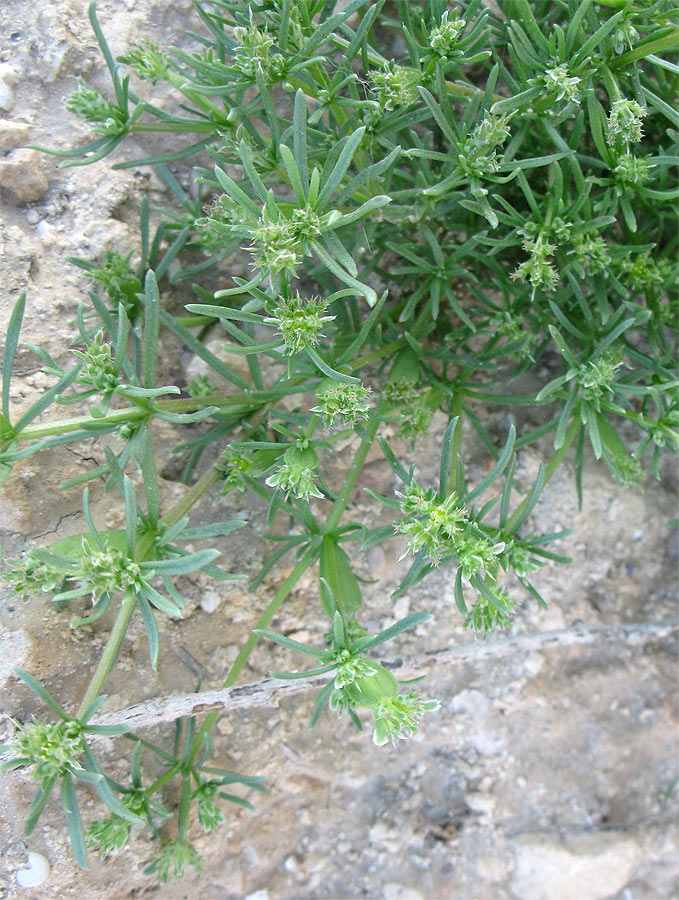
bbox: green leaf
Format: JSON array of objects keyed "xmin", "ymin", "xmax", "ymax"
[
  {"xmin": 14, "ymin": 668, "xmax": 69, "ymax": 720},
  {"xmin": 142, "ymin": 270, "xmax": 160, "ymax": 389},
  {"xmin": 24, "ymin": 778, "xmax": 56, "ymax": 836},
  {"xmin": 317, "ymin": 127, "xmax": 366, "ymax": 209},
  {"xmin": 136, "ymin": 591, "xmax": 159, "ymax": 670},
  {"xmin": 141, "ymin": 548, "xmax": 220, "ymax": 575},
  {"xmin": 61, "ymin": 773, "xmax": 88, "ymax": 869},
  {"xmin": 352, "ymin": 612, "xmax": 430, "ymax": 653},
  {"xmin": 252, "ymin": 629, "xmax": 322, "ymax": 657},
  {"xmin": 465, "ymin": 426, "xmax": 515, "ymax": 502},
  {"xmin": 319, "ymin": 536, "xmax": 362, "ymax": 620},
  {"xmin": 2, "ymin": 292, "xmax": 26, "ymax": 420},
  {"xmin": 82, "ymin": 743, "xmax": 143, "ymax": 823}
]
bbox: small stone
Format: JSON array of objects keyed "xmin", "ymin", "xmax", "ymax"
[
  {"xmin": 383, "ymin": 885, "xmax": 424, "ymax": 900},
  {"xmin": 666, "ymin": 527, "xmax": 679, "ymax": 560},
  {"xmin": 0, "ymin": 118, "xmax": 31, "ymax": 152},
  {"xmin": 16, "ymin": 850, "xmax": 50, "ymax": 888},
  {"xmin": 392, "ymin": 594, "xmax": 410, "ymax": 619},
  {"xmin": 200, "ymin": 591, "xmax": 221, "ymax": 613},
  {"xmin": 0, "ymin": 64, "xmax": 18, "ymax": 112},
  {"xmin": 0, "ymin": 149, "xmax": 49, "ymax": 204},
  {"xmin": 244, "ymin": 891, "xmax": 269, "ymax": 900}
]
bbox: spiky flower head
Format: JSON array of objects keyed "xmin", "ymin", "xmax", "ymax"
[
  {"xmin": 65, "ymin": 79, "xmax": 127, "ymax": 134},
  {"xmin": 543, "ymin": 64, "xmax": 581, "ymax": 104},
  {"xmin": 264, "ymin": 294, "xmax": 335, "ymax": 355},
  {"xmin": 372, "ymin": 690, "xmax": 440, "ymax": 746},
  {"xmin": 145, "ymin": 839, "xmax": 203, "ymax": 883},
  {"xmin": 72, "ymin": 331, "xmax": 120, "ymax": 394},
  {"xmin": 368, "ymin": 63, "xmax": 418, "ymax": 110},
  {"xmin": 311, "ymin": 380, "xmax": 371, "ymax": 428},
  {"xmin": 608, "ymin": 98, "xmax": 647, "ymax": 145},
  {"xmin": 265, "ymin": 443, "xmax": 323, "ymax": 502},
  {"xmin": 119, "ymin": 41, "xmax": 170, "ymax": 82},
  {"xmin": 7, "ymin": 718, "xmax": 84, "ymax": 783},
  {"xmin": 427, "ymin": 10, "xmax": 466, "ymax": 56}
]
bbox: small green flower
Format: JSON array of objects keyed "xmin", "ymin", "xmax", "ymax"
[
  {"xmin": 145, "ymin": 839, "xmax": 203, "ymax": 883},
  {"xmin": 465, "ymin": 585, "xmax": 514, "ymax": 634},
  {"xmin": 81, "ymin": 540, "xmax": 145, "ymax": 600},
  {"xmin": 368, "ymin": 63, "xmax": 418, "ymax": 110},
  {"xmin": 572, "ymin": 353, "xmax": 623, "ymax": 407},
  {"xmin": 7, "ymin": 718, "xmax": 85, "ymax": 783},
  {"xmin": 311, "ymin": 380, "xmax": 371, "ymax": 428},
  {"xmin": 372, "ymin": 690, "xmax": 440, "ymax": 746},
  {"xmin": 87, "ymin": 815, "xmax": 131, "ymax": 858},
  {"xmin": 396, "ymin": 481, "xmax": 467, "ymax": 565},
  {"xmin": 264, "ymin": 294, "xmax": 335, "ymax": 355},
  {"xmin": 188, "ymin": 375, "xmax": 216, "ymax": 398},
  {"xmin": 427, "ymin": 10, "xmax": 467, "ymax": 56},
  {"xmin": 542, "ymin": 63, "xmax": 581, "ymax": 104},
  {"xmin": 612, "ymin": 21, "xmax": 640, "ymax": 55},
  {"xmin": 119, "ymin": 41, "xmax": 171, "ymax": 82},
  {"xmin": 613, "ymin": 153, "xmax": 654, "ymax": 187},
  {"xmin": 83, "ymin": 251, "xmax": 142, "ymax": 317},
  {"xmin": 570, "ymin": 233, "xmax": 611, "ymax": 276},
  {"xmin": 65, "ymin": 79, "xmax": 127, "ymax": 134},
  {"xmin": 232, "ymin": 19, "xmax": 285, "ymax": 81},
  {"xmin": 193, "ymin": 782, "xmax": 226, "ymax": 833},
  {"xmin": 3, "ymin": 554, "xmax": 64, "ymax": 599},
  {"xmin": 608, "ymin": 98, "xmax": 647, "ymax": 145},
  {"xmin": 458, "ymin": 113, "xmax": 512, "ymax": 179},
  {"xmin": 72, "ymin": 331, "xmax": 120, "ymax": 394},
  {"xmin": 217, "ymin": 446, "xmax": 254, "ymax": 497},
  {"xmin": 265, "ymin": 443, "xmax": 323, "ymax": 502},
  {"xmin": 618, "ymin": 250, "xmax": 670, "ymax": 292}
]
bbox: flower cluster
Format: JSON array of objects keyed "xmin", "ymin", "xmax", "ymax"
[
  {"xmin": 232, "ymin": 20, "xmax": 286, "ymax": 81},
  {"xmin": 80, "ymin": 540, "xmax": 145, "ymax": 601},
  {"xmin": 311, "ymin": 380, "xmax": 371, "ymax": 428},
  {"xmin": 7, "ymin": 718, "xmax": 84, "ymax": 783},
  {"xmin": 372, "ymin": 691, "xmax": 441, "ymax": 746},
  {"xmin": 573, "ymin": 353, "xmax": 623, "ymax": 407},
  {"xmin": 82, "ymin": 251, "xmax": 142, "ymax": 317},
  {"xmin": 395, "ymin": 481, "xmax": 467, "ymax": 565},
  {"xmin": 119, "ymin": 41, "xmax": 171, "ymax": 82},
  {"xmin": 608, "ymin": 98, "xmax": 647, "ymax": 145},
  {"xmin": 458, "ymin": 113, "xmax": 512, "ymax": 179},
  {"xmin": 511, "ymin": 229, "xmax": 559, "ymax": 292},
  {"xmin": 427, "ymin": 10, "xmax": 467, "ymax": 56},
  {"xmin": 217, "ymin": 446, "xmax": 254, "ymax": 497},
  {"xmin": 264, "ymin": 294, "xmax": 335, "ymax": 355},
  {"xmin": 570, "ymin": 233, "xmax": 611, "ymax": 276},
  {"xmin": 265, "ymin": 443, "xmax": 323, "ymax": 502},
  {"xmin": 619, "ymin": 250, "xmax": 672, "ymax": 293},
  {"xmin": 65, "ymin": 79, "xmax": 127, "ymax": 134},
  {"xmin": 465, "ymin": 585, "xmax": 514, "ymax": 635},
  {"xmin": 72, "ymin": 332, "xmax": 120, "ymax": 394},
  {"xmin": 3, "ymin": 554, "xmax": 64, "ymax": 599},
  {"xmin": 367, "ymin": 63, "xmax": 418, "ymax": 111},
  {"xmin": 613, "ymin": 153, "xmax": 654, "ymax": 188},
  {"xmin": 193, "ymin": 781, "xmax": 226, "ymax": 833},
  {"xmin": 145, "ymin": 839, "xmax": 203, "ymax": 883},
  {"xmin": 542, "ymin": 63, "xmax": 581, "ymax": 105}
]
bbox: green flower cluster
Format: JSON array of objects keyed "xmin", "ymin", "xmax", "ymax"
[
  {"xmin": 312, "ymin": 380, "xmax": 371, "ymax": 428},
  {"xmin": 264, "ymin": 294, "xmax": 335, "ymax": 355}
]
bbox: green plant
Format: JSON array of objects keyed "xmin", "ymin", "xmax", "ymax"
[{"xmin": 1, "ymin": 0, "xmax": 677, "ymax": 879}]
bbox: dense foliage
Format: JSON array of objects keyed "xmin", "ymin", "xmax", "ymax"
[{"xmin": 1, "ymin": 0, "xmax": 677, "ymax": 878}]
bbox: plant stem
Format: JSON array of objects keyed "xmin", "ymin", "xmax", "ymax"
[
  {"xmin": 77, "ymin": 465, "xmax": 221, "ymax": 718},
  {"xmin": 323, "ymin": 411, "xmax": 381, "ymax": 534},
  {"xmin": 505, "ymin": 417, "xmax": 581, "ymax": 534},
  {"xmin": 187, "ymin": 547, "xmax": 317, "ymax": 765}
]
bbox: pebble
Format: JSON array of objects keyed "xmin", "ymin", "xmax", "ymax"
[
  {"xmin": 0, "ymin": 118, "xmax": 31, "ymax": 151},
  {"xmin": 16, "ymin": 850, "xmax": 50, "ymax": 888},
  {"xmin": 0, "ymin": 148, "xmax": 49, "ymax": 204},
  {"xmin": 199, "ymin": 591, "xmax": 221, "ymax": 613},
  {"xmin": 0, "ymin": 64, "xmax": 17, "ymax": 112}
]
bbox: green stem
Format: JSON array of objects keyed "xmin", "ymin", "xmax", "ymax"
[
  {"xmin": 77, "ymin": 465, "xmax": 221, "ymax": 718},
  {"xmin": 448, "ymin": 391, "xmax": 465, "ymax": 495},
  {"xmin": 12, "ymin": 395, "xmax": 256, "ymax": 443},
  {"xmin": 610, "ymin": 28, "xmax": 679, "ymax": 68},
  {"xmin": 323, "ymin": 410, "xmax": 381, "ymax": 534},
  {"xmin": 505, "ymin": 417, "xmax": 581, "ymax": 534},
  {"xmin": 187, "ymin": 547, "xmax": 317, "ymax": 765}
]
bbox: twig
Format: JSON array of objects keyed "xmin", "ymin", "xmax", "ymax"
[{"xmin": 90, "ymin": 621, "xmax": 678, "ymax": 732}]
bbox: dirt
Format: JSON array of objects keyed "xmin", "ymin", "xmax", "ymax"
[{"xmin": 1, "ymin": 3, "xmax": 678, "ymax": 899}]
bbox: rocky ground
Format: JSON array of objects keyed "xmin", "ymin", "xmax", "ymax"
[{"xmin": 1, "ymin": 2, "xmax": 678, "ymax": 899}]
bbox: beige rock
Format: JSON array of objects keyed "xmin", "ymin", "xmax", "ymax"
[
  {"xmin": 0, "ymin": 148, "xmax": 48, "ymax": 204},
  {"xmin": 0, "ymin": 119, "xmax": 31, "ymax": 152},
  {"xmin": 511, "ymin": 831, "xmax": 641, "ymax": 900}
]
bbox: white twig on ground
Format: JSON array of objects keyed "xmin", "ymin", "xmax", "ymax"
[{"xmin": 90, "ymin": 621, "xmax": 678, "ymax": 732}]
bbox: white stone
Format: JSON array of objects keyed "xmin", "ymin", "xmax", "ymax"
[
  {"xmin": 511, "ymin": 832, "xmax": 641, "ymax": 900},
  {"xmin": 16, "ymin": 850, "xmax": 50, "ymax": 888},
  {"xmin": 0, "ymin": 64, "xmax": 17, "ymax": 112},
  {"xmin": 244, "ymin": 891, "xmax": 269, "ymax": 900},
  {"xmin": 200, "ymin": 591, "xmax": 221, "ymax": 613},
  {"xmin": 383, "ymin": 884, "xmax": 424, "ymax": 900}
]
